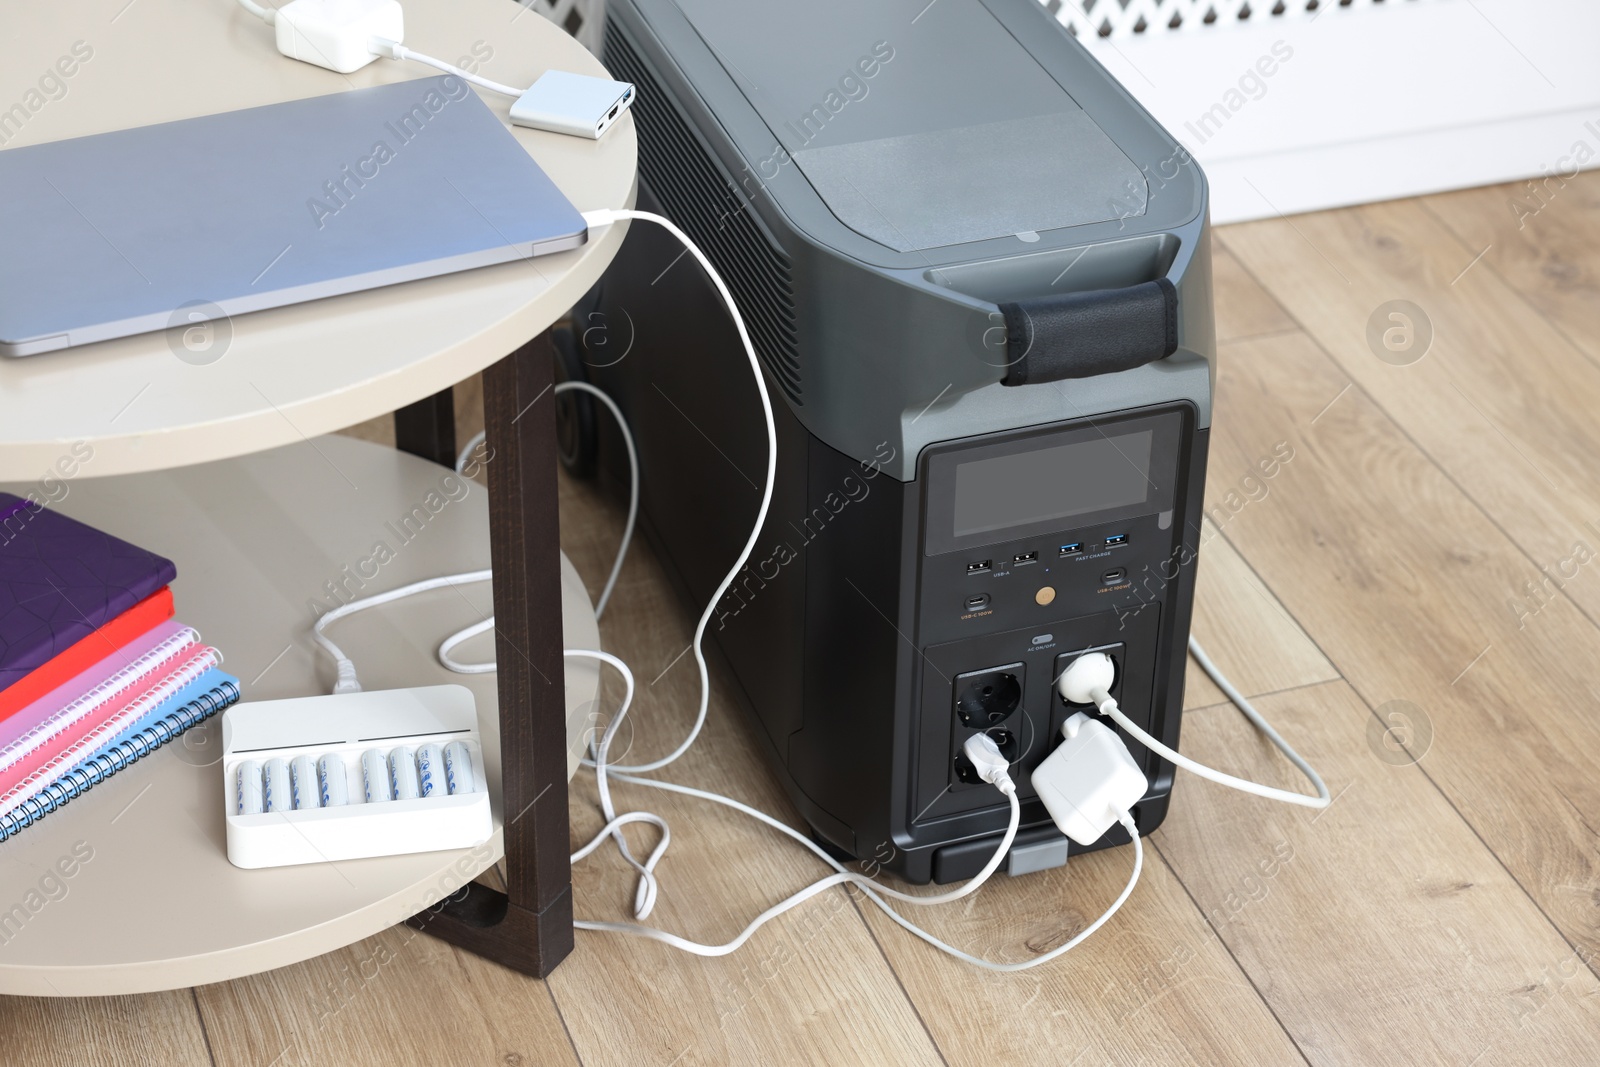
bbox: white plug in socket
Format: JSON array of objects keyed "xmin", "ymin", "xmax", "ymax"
[
  {"xmin": 1030, "ymin": 712, "xmax": 1147, "ymax": 845},
  {"xmin": 1057, "ymin": 651, "xmax": 1116, "ymax": 706},
  {"xmin": 961, "ymin": 731, "xmax": 1015, "ymax": 795},
  {"xmin": 274, "ymin": 0, "xmax": 403, "ymax": 74}
]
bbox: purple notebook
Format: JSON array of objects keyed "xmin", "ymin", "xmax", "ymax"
[{"xmin": 0, "ymin": 494, "xmax": 177, "ymax": 694}]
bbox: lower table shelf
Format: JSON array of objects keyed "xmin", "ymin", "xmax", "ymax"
[{"xmin": 0, "ymin": 436, "xmax": 598, "ymax": 996}]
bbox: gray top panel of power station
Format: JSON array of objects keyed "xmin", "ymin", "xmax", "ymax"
[{"xmin": 668, "ymin": 0, "xmax": 1147, "ymax": 251}]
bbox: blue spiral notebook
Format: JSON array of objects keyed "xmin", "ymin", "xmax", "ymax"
[{"xmin": 0, "ymin": 673, "xmax": 239, "ymax": 844}]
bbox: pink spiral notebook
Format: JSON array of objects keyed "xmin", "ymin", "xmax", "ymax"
[
  {"xmin": 0, "ymin": 621, "xmax": 197, "ymax": 765},
  {"xmin": 0, "ymin": 646, "xmax": 219, "ymax": 808}
]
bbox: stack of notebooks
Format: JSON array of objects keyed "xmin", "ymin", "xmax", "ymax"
[{"xmin": 0, "ymin": 493, "xmax": 240, "ymax": 843}]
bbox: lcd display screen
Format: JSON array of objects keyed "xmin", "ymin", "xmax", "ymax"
[{"xmin": 952, "ymin": 430, "xmax": 1155, "ymax": 538}]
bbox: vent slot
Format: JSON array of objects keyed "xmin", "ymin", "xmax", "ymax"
[{"xmin": 604, "ymin": 24, "xmax": 803, "ymax": 405}]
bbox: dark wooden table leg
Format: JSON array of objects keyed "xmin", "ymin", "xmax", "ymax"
[
  {"xmin": 405, "ymin": 331, "xmax": 573, "ymax": 977},
  {"xmin": 394, "ymin": 387, "xmax": 457, "ymax": 468}
]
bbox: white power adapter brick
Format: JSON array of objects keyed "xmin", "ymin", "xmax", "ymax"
[
  {"xmin": 510, "ymin": 70, "xmax": 635, "ymax": 139},
  {"xmin": 1031, "ymin": 712, "xmax": 1148, "ymax": 846},
  {"xmin": 274, "ymin": 0, "xmax": 403, "ymax": 74}
]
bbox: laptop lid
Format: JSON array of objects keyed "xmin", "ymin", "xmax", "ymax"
[{"xmin": 0, "ymin": 75, "xmax": 587, "ymax": 357}]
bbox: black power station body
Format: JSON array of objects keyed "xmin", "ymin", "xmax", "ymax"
[{"xmin": 584, "ymin": 0, "xmax": 1215, "ymax": 883}]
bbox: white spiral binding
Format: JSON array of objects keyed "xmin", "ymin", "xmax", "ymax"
[
  {"xmin": 0, "ymin": 648, "xmax": 219, "ymax": 817},
  {"xmin": 0, "ymin": 627, "xmax": 201, "ymax": 773},
  {"xmin": 0, "ymin": 680, "xmax": 239, "ymax": 843}
]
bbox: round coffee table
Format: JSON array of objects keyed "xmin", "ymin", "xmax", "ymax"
[{"xmin": 0, "ymin": 0, "xmax": 635, "ymax": 992}]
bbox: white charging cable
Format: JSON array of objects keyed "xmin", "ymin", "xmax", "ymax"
[
  {"xmin": 314, "ymin": 377, "xmax": 638, "ymax": 696},
  {"xmin": 312, "ymin": 569, "xmax": 493, "ymax": 694},
  {"xmin": 579, "ymin": 753, "xmax": 1140, "ymax": 970},
  {"xmin": 573, "ymin": 718, "xmax": 1136, "ymax": 968},
  {"xmin": 431, "ymin": 211, "xmax": 779, "ymax": 778},
  {"xmin": 563, "ymin": 648, "xmax": 671, "ymax": 918},
  {"xmin": 611, "ymin": 773, "xmax": 1141, "ymax": 972},
  {"xmin": 1058, "ymin": 642, "xmax": 1331, "ymax": 809},
  {"xmin": 452, "ymin": 381, "xmax": 639, "ymax": 623},
  {"xmin": 368, "ymin": 38, "xmax": 526, "ymax": 98},
  {"xmin": 234, "ymin": 0, "xmax": 279, "ymax": 22},
  {"xmin": 573, "ymin": 210, "xmax": 778, "ymax": 777}
]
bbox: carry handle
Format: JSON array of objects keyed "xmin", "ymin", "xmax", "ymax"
[{"xmin": 999, "ymin": 278, "xmax": 1178, "ymax": 386}]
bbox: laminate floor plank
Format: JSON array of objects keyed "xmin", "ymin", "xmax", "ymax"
[
  {"xmin": 1213, "ymin": 242, "xmax": 1299, "ymax": 344},
  {"xmin": 1424, "ymin": 170, "xmax": 1600, "ymax": 366},
  {"xmin": 1220, "ymin": 205, "xmax": 1600, "ymax": 629},
  {"xmin": 1202, "ymin": 327, "xmax": 1600, "ymax": 984},
  {"xmin": 850, "ymin": 814, "xmax": 1306, "ymax": 1067},
  {"xmin": 194, "ymin": 925, "xmax": 581, "ymax": 1067},
  {"xmin": 1188, "ymin": 240, "xmax": 1335, "ymax": 709},
  {"xmin": 1161, "ymin": 681, "xmax": 1600, "ymax": 1065},
  {"xmin": 0, "ymin": 992, "xmax": 214, "ymax": 1067},
  {"xmin": 1186, "ymin": 518, "xmax": 1341, "ymax": 712}
]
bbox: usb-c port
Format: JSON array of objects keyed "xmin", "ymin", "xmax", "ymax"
[
  {"xmin": 1104, "ymin": 534, "xmax": 1129, "ymax": 549},
  {"xmin": 965, "ymin": 594, "xmax": 990, "ymax": 611}
]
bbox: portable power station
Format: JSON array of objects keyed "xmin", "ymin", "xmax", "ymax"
[{"xmin": 575, "ymin": 0, "xmax": 1215, "ymax": 882}]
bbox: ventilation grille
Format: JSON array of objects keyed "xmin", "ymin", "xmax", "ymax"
[
  {"xmin": 1044, "ymin": 0, "xmax": 1423, "ymax": 38},
  {"xmin": 603, "ymin": 23, "xmax": 803, "ymax": 405}
]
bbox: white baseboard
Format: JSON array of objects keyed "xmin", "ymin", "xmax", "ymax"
[{"xmin": 1070, "ymin": 0, "xmax": 1600, "ymax": 222}]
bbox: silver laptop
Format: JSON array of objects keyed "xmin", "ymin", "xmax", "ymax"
[{"xmin": 0, "ymin": 76, "xmax": 588, "ymax": 357}]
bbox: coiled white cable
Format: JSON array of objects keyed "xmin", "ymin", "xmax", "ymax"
[
  {"xmin": 564, "ymin": 648, "xmax": 668, "ymax": 918},
  {"xmin": 584, "ymin": 770, "xmax": 1140, "ymax": 971}
]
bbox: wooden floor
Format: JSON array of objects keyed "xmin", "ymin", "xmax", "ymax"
[{"xmin": 11, "ymin": 176, "xmax": 1600, "ymax": 1066}]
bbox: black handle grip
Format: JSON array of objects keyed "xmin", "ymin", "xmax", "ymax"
[{"xmin": 999, "ymin": 278, "xmax": 1178, "ymax": 386}]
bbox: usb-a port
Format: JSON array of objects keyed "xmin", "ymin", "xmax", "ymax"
[
  {"xmin": 1013, "ymin": 551, "xmax": 1039, "ymax": 564},
  {"xmin": 1059, "ymin": 542, "xmax": 1083, "ymax": 556},
  {"xmin": 1104, "ymin": 534, "xmax": 1129, "ymax": 549},
  {"xmin": 967, "ymin": 560, "xmax": 992, "ymax": 574}
]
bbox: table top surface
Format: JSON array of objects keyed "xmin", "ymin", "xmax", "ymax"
[{"xmin": 0, "ymin": 0, "xmax": 637, "ymax": 480}]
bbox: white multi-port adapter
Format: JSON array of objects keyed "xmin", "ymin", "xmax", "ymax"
[{"xmin": 510, "ymin": 70, "xmax": 635, "ymax": 139}]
